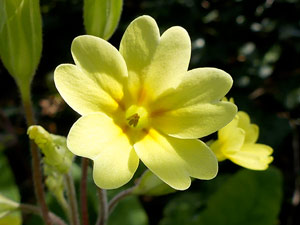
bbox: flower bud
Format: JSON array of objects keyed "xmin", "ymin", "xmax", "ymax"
[
  {"xmin": 0, "ymin": 0, "xmax": 42, "ymax": 96},
  {"xmin": 83, "ymin": 0, "xmax": 123, "ymax": 40},
  {"xmin": 27, "ymin": 125, "xmax": 74, "ymax": 174}
]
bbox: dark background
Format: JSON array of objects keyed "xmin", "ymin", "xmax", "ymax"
[{"xmin": 0, "ymin": 0, "xmax": 300, "ymax": 224}]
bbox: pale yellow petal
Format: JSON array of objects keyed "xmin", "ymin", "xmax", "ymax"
[
  {"xmin": 119, "ymin": 15, "xmax": 160, "ymax": 102},
  {"xmin": 67, "ymin": 112, "xmax": 129, "ymax": 159},
  {"xmin": 237, "ymin": 111, "xmax": 259, "ymax": 143},
  {"xmin": 218, "ymin": 115, "xmax": 246, "ymax": 154},
  {"xmin": 71, "ymin": 35, "xmax": 127, "ymax": 105},
  {"xmin": 151, "ymin": 102, "xmax": 237, "ymax": 139},
  {"xmin": 228, "ymin": 143, "xmax": 273, "ymax": 170},
  {"xmin": 67, "ymin": 112, "xmax": 139, "ymax": 189},
  {"xmin": 120, "ymin": 15, "xmax": 191, "ymax": 102},
  {"xmin": 54, "ymin": 64, "xmax": 119, "ymax": 115},
  {"xmin": 218, "ymin": 115, "xmax": 239, "ymax": 141},
  {"xmin": 150, "ymin": 68, "xmax": 236, "ymax": 138},
  {"xmin": 151, "ymin": 68, "xmax": 234, "ymax": 109},
  {"xmin": 143, "ymin": 26, "xmax": 191, "ymax": 99},
  {"xmin": 134, "ymin": 129, "xmax": 218, "ymax": 190},
  {"xmin": 210, "ymin": 140, "xmax": 227, "ymax": 161},
  {"xmin": 93, "ymin": 146, "xmax": 139, "ymax": 189}
]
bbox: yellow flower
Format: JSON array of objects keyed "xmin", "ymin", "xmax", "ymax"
[
  {"xmin": 54, "ymin": 15, "xmax": 237, "ymax": 190},
  {"xmin": 210, "ymin": 108, "xmax": 273, "ymax": 170}
]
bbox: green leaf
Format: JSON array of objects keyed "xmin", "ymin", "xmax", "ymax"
[
  {"xmin": 194, "ymin": 167, "xmax": 283, "ymax": 225},
  {"xmin": 83, "ymin": 0, "xmax": 123, "ymax": 40},
  {"xmin": 108, "ymin": 196, "xmax": 148, "ymax": 225},
  {"xmin": 0, "ymin": 153, "xmax": 21, "ymax": 225},
  {"xmin": 133, "ymin": 170, "xmax": 176, "ymax": 196},
  {"xmin": 0, "ymin": 0, "xmax": 42, "ymax": 95}
]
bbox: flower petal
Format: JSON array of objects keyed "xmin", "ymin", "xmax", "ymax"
[
  {"xmin": 67, "ymin": 112, "xmax": 130, "ymax": 159},
  {"xmin": 71, "ymin": 35, "xmax": 127, "ymax": 107},
  {"xmin": 237, "ymin": 111, "xmax": 259, "ymax": 143},
  {"xmin": 150, "ymin": 68, "xmax": 237, "ymax": 139},
  {"xmin": 119, "ymin": 15, "xmax": 159, "ymax": 102},
  {"xmin": 67, "ymin": 112, "xmax": 139, "ymax": 189},
  {"xmin": 54, "ymin": 64, "xmax": 119, "ymax": 115},
  {"xmin": 228, "ymin": 143, "xmax": 273, "ymax": 170},
  {"xmin": 143, "ymin": 26, "xmax": 191, "ymax": 98},
  {"xmin": 152, "ymin": 68, "xmax": 233, "ymax": 108},
  {"xmin": 210, "ymin": 140, "xmax": 227, "ymax": 161},
  {"xmin": 218, "ymin": 116, "xmax": 245, "ymax": 154},
  {"xmin": 120, "ymin": 15, "xmax": 191, "ymax": 101},
  {"xmin": 93, "ymin": 146, "xmax": 139, "ymax": 189},
  {"xmin": 134, "ymin": 129, "xmax": 218, "ymax": 190}
]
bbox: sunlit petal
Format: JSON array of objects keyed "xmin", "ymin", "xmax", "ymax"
[
  {"xmin": 237, "ymin": 111, "xmax": 259, "ymax": 143},
  {"xmin": 54, "ymin": 64, "xmax": 119, "ymax": 115},
  {"xmin": 93, "ymin": 146, "xmax": 139, "ymax": 189},
  {"xmin": 151, "ymin": 68, "xmax": 236, "ymax": 138},
  {"xmin": 120, "ymin": 16, "xmax": 191, "ymax": 101},
  {"xmin": 71, "ymin": 35, "xmax": 127, "ymax": 105},
  {"xmin": 67, "ymin": 112, "xmax": 130, "ymax": 159},
  {"xmin": 228, "ymin": 143, "xmax": 273, "ymax": 170},
  {"xmin": 134, "ymin": 129, "xmax": 218, "ymax": 190}
]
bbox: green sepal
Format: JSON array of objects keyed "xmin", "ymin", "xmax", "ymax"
[
  {"xmin": 0, "ymin": 0, "xmax": 42, "ymax": 95},
  {"xmin": 83, "ymin": 0, "xmax": 123, "ymax": 40},
  {"xmin": 133, "ymin": 170, "xmax": 176, "ymax": 196}
]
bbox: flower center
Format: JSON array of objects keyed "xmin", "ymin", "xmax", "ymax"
[{"xmin": 125, "ymin": 105, "xmax": 148, "ymax": 129}]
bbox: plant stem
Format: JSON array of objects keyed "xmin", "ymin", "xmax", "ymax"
[
  {"xmin": 21, "ymin": 87, "xmax": 53, "ymax": 225},
  {"xmin": 80, "ymin": 158, "xmax": 90, "ymax": 225},
  {"xmin": 20, "ymin": 203, "xmax": 68, "ymax": 225},
  {"xmin": 107, "ymin": 172, "xmax": 144, "ymax": 214},
  {"xmin": 57, "ymin": 192, "xmax": 72, "ymax": 224},
  {"xmin": 96, "ymin": 189, "xmax": 108, "ymax": 225},
  {"xmin": 65, "ymin": 171, "xmax": 80, "ymax": 225},
  {"xmin": 108, "ymin": 186, "xmax": 136, "ymax": 214},
  {"xmin": 290, "ymin": 120, "xmax": 300, "ymax": 206}
]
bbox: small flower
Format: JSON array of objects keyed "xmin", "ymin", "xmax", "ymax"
[
  {"xmin": 210, "ymin": 101, "xmax": 273, "ymax": 170},
  {"xmin": 54, "ymin": 15, "xmax": 237, "ymax": 190}
]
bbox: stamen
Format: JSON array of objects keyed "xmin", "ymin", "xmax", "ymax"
[{"xmin": 127, "ymin": 113, "xmax": 140, "ymax": 127}]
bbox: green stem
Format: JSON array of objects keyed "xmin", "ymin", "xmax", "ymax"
[
  {"xmin": 65, "ymin": 171, "xmax": 80, "ymax": 225},
  {"xmin": 20, "ymin": 85, "xmax": 53, "ymax": 225},
  {"xmin": 20, "ymin": 203, "xmax": 68, "ymax": 225},
  {"xmin": 56, "ymin": 192, "xmax": 72, "ymax": 224},
  {"xmin": 80, "ymin": 158, "xmax": 90, "ymax": 225},
  {"xmin": 96, "ymin": 189, "xmax": 108, "ymax": 225}
]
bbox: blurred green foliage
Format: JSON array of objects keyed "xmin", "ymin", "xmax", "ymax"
[
  {"xmin": 0, "ymin": 0, "xmax": 299, "ymax": 225},
  {"xmin": 160, "ymin": 167, "xmax": 283, "ymax": 225},
  {"xmin": 0, "ymin": 154, "xmax": 21, "ymax": 225}
]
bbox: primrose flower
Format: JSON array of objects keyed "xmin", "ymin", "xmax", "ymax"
[
  {"xmin": 54, "ymin": 15, "xmax": 237, "ymax": 190},
  {"xmin": 210, "ymin": 102, "xmax": 273, "ymax": 170}
]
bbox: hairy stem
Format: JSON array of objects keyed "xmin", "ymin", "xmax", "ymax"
[
  {"xmin": 108, "ymin": 186, "xmax": 136, "ymax": 214},
  {"xmin": 65, "ymin": 172, "xmax": 80, "ymax": 225},
  {"xmin": 21, "ymin": 87, "xmax": 53, "ymax": 225},
  {"xmin": 108, "ymin": 172, "xmax": 144, "ymax": 214},
  {"xmin": 80, "ymin": 158, "xmax": 90, "ymax": 225},
  {"xmin": 96, "ymin": 189, "xmax": 108, "ymax": 225},
  {"xmin": 20, "ymin": 203, "xmax": 68, "ymax": 225}
]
